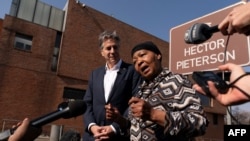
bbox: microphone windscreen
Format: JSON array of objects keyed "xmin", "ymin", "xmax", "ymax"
[
  {"xmin": 184, "ymin": 23, "xmax": 219, "ymax": 44},
  {"xmin": 63, "ymin": 100, "xmax": 87, "ymax": 119}
]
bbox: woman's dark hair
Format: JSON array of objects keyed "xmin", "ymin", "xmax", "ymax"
[{"xmin": 60, "ymin": 130, "xmax": 81, "ymax": 141}]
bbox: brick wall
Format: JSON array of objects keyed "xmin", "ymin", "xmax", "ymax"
[
  {"xmin": 0, "ymin": 0, "xmax": 225, "ymax": 140},
  {"xmin": 0, "ymin": 0, "xmax": 168, "ymax": 135}
]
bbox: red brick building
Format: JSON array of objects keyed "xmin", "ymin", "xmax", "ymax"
[{"xmin": 0, "ymin": 0, "xmax": 226, "ymax": 140}]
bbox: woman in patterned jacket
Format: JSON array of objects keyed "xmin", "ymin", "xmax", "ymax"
[{"xmin": 105, "ymin": 41, "xmax": 208, "ymax": 141}]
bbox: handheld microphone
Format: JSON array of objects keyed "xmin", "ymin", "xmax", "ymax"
[
  {"xmin": 31, "ymin": 100, "xmax": 87, "ymax": 127},
  {"xmin": 184, "ymin": 23, "xmax": 219, "ymax": 44},
  {"xmin": 0, "ymin": 100, "xmax": 87, "ymax": 141}
]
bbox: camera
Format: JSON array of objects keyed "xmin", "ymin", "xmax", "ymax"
[{"xmin": 192, "ymin": 71, "xmax": 229, "ymax": 95}]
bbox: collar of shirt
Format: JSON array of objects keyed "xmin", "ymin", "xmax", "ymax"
[{"xmin": 105, "ymin": 59, "xmax": 122, "ymax": 71}]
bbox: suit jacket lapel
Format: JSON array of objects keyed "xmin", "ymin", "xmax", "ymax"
[
  {"xmin": 107, "ymin": 62, "xmax": 128, "ymax": 103},
  {"xmin": 98, "ymin": 66, "xmax": 106, "ymax": 103}
]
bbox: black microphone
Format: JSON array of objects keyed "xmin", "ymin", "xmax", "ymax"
[
  {"xmin": 0, "ymin": 100, "xmax": 86, "ymax": 141},
  {"xmin": 184, "ymin": 23, "xmax": 219, "ymax": 44},
  {"xmin": 31, "ymin": 100, "xmax": 87, "ymax": 127}
]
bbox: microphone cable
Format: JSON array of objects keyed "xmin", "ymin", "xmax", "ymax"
[{"xmin": 221, "ymin": 34, "xmax": 243, "ymax": 125}]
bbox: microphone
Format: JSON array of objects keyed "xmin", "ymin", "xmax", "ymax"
[
  {"xmin": 0, "ymin": 100, "xmax": 86, "ymax": 141},
  {"xmin": 184, "ymin": 23, "xmax": 219, "ymax": 44},
  {"xmin": 31, "ymin": 100, "xmax": 87, "ymax": 127}
]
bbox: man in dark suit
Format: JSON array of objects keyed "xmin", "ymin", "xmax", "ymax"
[{"xmin": 83, "ymin": 30, "xmax": 141, "ymax": 141}]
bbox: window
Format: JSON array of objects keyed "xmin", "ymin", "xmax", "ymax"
[
  {"xmin": 213, "ymin": 114, "xmax": 218, "ymax": 125},
  {"xmin": 14, "ymin": 33, "xmax": 32, "ymax": 51},
  {"xmin": 63, "ymin": 87, "xmax": 86, "ymax": 100}
]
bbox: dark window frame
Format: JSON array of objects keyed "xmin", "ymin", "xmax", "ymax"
[
  {"xmin": 14, "ymin": 33, "xmax": 33, "ymax": 51},
  {"xmin": 63, "ymin": 87, "xmax": 86, "ymax": 100}
]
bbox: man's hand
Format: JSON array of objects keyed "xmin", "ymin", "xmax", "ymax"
[{"xmin": 93, "ymin": 125, "xmax": 114, "ymax": 141}]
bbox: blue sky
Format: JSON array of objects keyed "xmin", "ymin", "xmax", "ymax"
[
  {"xmin": 0, "ymin": 0, "xmax": 240, "ymax": 41},
  {"xmin": 1, "ymin": 0, "xmax": 250, "ymax": 111}
]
